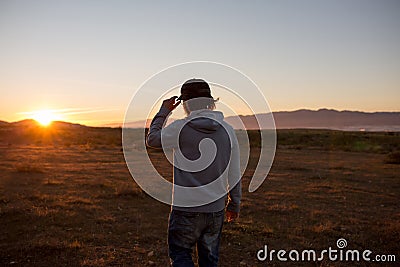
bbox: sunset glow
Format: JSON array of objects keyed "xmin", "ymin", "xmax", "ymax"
[{"xmin": 32, "ymin": 110, "xmax": 61, "ymax": 126}]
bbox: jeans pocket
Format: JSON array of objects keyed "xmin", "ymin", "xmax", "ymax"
[
  {"xmin": 169, "ymin": 211, "xmax": 200, "ymax": 249},
  {"xmin": 176, "ymin": 211, "xmax": 200, "ymax": 226},
  {"xmin": 211, "ymin": 210, "xmax": 224, "ymax": 233},
  {"xmin": 214, "ymin": 209, "xmax": 225, "ymax": 217}
]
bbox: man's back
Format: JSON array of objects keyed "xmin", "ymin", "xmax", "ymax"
[
  {"xmin": 160, "ymin": 109, "xmax": 240, "ymax": 212},
  {"xmin": 146, "ymin": 79, "xmax": 241, "ymax": 266}
]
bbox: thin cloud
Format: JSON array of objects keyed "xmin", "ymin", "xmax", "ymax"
[{"xmin": 18, "ymin": 107, "xmax": 121, "ymax": 116}]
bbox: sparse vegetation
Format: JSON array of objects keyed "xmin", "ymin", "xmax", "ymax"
[
  {"xmin": 276, "ymin": 129, "xmax": 399, "ymax": 153},
  {"xmin": 384, "ymin": 151, "xmax": 400, "ymax": 164},
  {"xmin": 15, "ymin": 163, "xmax": 44, "ymax": 173}
]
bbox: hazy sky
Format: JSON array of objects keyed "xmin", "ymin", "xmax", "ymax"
[{"xmin": 1, "ymin": 0, "xmax": 399, "ymax": 125}]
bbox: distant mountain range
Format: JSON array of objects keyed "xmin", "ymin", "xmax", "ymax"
[
  {"xmin": 229, "ymin": 109, "xmax": 400, "ymax": 131},
  {"xmin": 2, "ymin": 109, "xmax": 400, "ymax": 132},
  {"xmin": 115, "ymin": 109, "xmax": 400, "ymax": 132}
]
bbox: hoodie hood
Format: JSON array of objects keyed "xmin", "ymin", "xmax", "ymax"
[{"xmin": 186, "ymin": 109, "xmax": 224, "ymax": 133}]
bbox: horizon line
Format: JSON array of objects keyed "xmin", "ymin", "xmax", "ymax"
[{"xmin": 2, "ymin": 107, "xmax": 400, "ymax": 127}]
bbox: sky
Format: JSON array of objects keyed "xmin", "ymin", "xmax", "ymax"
[{"xmin": 1, "ymin": 0, "xmax": 399, "ymax": 126}]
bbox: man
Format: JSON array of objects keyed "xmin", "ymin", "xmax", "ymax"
[{"xmin": 146, "ymin": 78, "xmax": 241, "ymax": 267}]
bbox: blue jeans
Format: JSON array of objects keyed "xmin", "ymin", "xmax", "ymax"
[{"xmin": 168, "ymin": 209, "xmax": 225, "ymax": 267}]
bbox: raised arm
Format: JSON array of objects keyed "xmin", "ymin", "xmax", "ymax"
[{"xmin": 146, "ymin": 96, "xmax": 180, "ymax": 148}]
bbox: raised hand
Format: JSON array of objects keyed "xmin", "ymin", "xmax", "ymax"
[{"xmin": 161, "ymin": 96, "xmax": 180, "ymax": 112}]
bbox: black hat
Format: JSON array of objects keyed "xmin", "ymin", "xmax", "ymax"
[{"xmin": 177, "ymin": 78, "xmax": 212, "ymax": 101}]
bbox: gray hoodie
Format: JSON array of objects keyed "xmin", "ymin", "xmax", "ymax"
[{"xmin": 147, "ymin": 106, "xmax": 241, "ymax": 213}]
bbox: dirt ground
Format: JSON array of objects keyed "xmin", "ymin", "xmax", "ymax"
[{"xmin": 0, "ymin": 134, "xmax": 399, "ymax": 266}]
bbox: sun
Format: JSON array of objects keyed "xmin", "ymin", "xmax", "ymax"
[{"xmin": 32, "ymin": 110, "xmax": 59, "ymax": 126}]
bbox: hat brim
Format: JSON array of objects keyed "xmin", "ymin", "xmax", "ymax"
[{"xmin": 177, "ymin": 95, "xmax": 213, "ymax": 101}]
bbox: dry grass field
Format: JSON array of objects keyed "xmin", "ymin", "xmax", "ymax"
[{"xmin": 0, "ymin": 124, "xmax": 399, "ymax": 266}]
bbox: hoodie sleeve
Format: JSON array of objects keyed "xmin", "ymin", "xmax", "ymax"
[
  {"xmin": 226, "ymin": 130, "xmax": 242, "ymax": 213},
  {"xmin": 147, "ymin": 106, "xmax": 182, "ymax": 149},
  {"xmin": 146, "ymin": 106, "xmax": 171, "ymax": 148}
]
